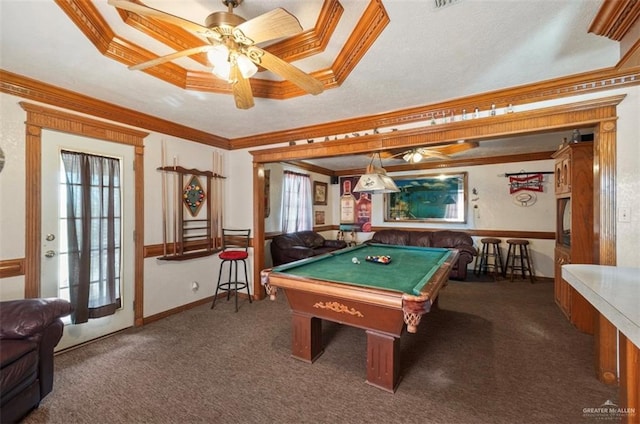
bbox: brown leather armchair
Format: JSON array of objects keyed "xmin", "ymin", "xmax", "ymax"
[
  {"xmin": 0, "ymin": 298, "xmax": 73, "ymax": 423},
  {"xmin": 367, "ymin": 229, "xmax": 477, "ymax": 280},
  {"xmin": 271, "ymin": 231, "xmax": 348, "ymax": 266}
]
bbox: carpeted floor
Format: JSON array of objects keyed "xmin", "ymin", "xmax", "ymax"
[{"xmin": 22, "ymin": 277, "xmax": 619, "ymax": 424}]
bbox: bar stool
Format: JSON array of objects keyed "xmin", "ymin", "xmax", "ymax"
[
  {"xmin": 474, "ymin": 238, "xmax": 504, "ymax": 279},
  {"xmin": 504, "ymin": 239, "xmax": 535, "ymax": 283},
  {"xmin": 212, "ymin": 229, "xmax": 252, "ymax": 312}
]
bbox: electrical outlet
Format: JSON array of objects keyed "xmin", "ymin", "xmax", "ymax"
[{"xmin": 618, "ymin": 207, "xmax": 631, "ymax": 223}]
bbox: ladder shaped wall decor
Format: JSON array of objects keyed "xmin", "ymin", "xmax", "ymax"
[{"xmin": 157, "ymin": 155, "xmax": 225, "ymax": 261}]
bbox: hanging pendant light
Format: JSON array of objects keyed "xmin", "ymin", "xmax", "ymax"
[{"xmin": 353, "ymin": 153, "xmax": 400, "ymax": 193}]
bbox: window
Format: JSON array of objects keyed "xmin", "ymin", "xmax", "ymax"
[
  {"xmin": 60, "ymin": 150, "xmax": 123, "ymax": 323},
  {"xmin": 281, "ymin": 171, "xmax": 312, "ymax": 233}
]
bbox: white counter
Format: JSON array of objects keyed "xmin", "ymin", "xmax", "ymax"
[{"xmin": 562, "ymin": 264, "xmax": 640, "ymax": 348}]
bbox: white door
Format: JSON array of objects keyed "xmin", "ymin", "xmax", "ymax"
[{"xmin": 41, "ymin": 130, "xmax": 135, "ymax": 350}]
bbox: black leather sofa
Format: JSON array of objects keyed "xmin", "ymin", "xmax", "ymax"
[
  {"xmin": 0, "ymin": 298, "xmax": 73, "ymax": 423},
  {"xmin": 270, "ymin": 231, "xmax": 348, "ymax": 266}
]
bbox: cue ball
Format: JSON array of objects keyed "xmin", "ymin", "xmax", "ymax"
[{"xmin": 352, "ymin": 257, "xmax": 360, "ymax": 264}]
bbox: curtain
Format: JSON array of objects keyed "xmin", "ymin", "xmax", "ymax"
[
  {"xmin": 281, "ymin": 171, "xmax": 312, "ymax": 233},
  {"xmin": 61, "ymin": 150, "xmax": 122, "ymax": 324}
]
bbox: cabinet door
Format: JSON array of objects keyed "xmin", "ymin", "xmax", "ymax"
[
  {"xmin": 554, "ymin": 157, "xmax": 571, "ymax": 194},
  {"xmin": 554, "ymin": 161, "xmax": 564, "ymax": 193},
  {"xmin": 554, "ymin": 248, "xmax": 571, "ymax": 318},
  {"xmin": 563, "ymin": 157, "xmax": 571, "ymax": 192}
]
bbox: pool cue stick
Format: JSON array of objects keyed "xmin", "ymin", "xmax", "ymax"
[
  {"xmin": 212, "ymin": 151, "xmax": 218, "ymax": 248},
  {"xmin": 212, "ymin": 152, "xmax": 218, "ymax": 249},
  {"xmin": 161, "ymin": 141, "xmax": 167, "ymax": 257},
  {"xmin": 173, "ymin": 156, "xmax": 178, "ymax": 255},
  {"xmin": 217, "ymin": 152, "xmax": 223, "ymax": 245}
]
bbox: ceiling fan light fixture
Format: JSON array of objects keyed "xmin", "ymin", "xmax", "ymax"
[
  {"xmin": 208, "ymin": 45, "xmax": 232, "ymax": 81},
  {"xmin": 236, "ymin": 54, "xmax": 257, "ymax": 78},
  {"xmin": 207, "ymin": 44, "xmax": 229, "ymax": 64},
  {"xmin": 212, "ymin": 60, "xmax": 232, "ymax": 81},
  {"xmin": 402, "ymin": 150, "xmax": 424, "ymax": 163}
]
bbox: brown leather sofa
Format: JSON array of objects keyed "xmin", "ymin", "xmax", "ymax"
[
  {"xmin": 367, "ymin": 229, "xmax": 477, "ymax": 280},
  {"xmin": 271, "ymin": 231, "xmax": 348, "ymax": 266},
  {"xmin": 0, "ymin": 298, "xmax": 73, "ymax": 423}
]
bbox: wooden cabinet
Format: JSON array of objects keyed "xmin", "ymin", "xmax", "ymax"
[
  {"xmin": 554, "ymin": 247, "xmax": 571, "ymax": 318},
  {"xmin": 551, "ymin": 142, "xmax": 596, "ymax": 333}
]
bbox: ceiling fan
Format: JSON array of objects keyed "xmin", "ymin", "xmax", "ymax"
[
  {"xmin": 108, "ymin": 0, "xmax": 324, "ymax": 109},
  {"xmin": 381, "ymin": 141, "xmax": 479, "ymax": 163}
]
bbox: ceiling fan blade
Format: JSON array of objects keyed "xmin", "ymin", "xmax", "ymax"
[
  {"xmin": 108, "ymin": 0, "xmax": 214, "ymax": 37},
  {"xmin": 436, "ymin": 142, "xmax": 479, "ymax": 155},
  {"xmin": 248, "ymin": 48, "xmax": 323, "ymax": 95},
  {"xmin": 416, "ymin": 148, "xmax": 451, "ymax": 160},
  {"xmin": 231, "ymin": 64, "xmax": 255, "ymax": 110},
  {"xmin": 129, "ymin": 45, "xmax": 213, "ymax": 71},
  {"xmin": 236, "ymin": 8, "xmax": 302, "ymax": 45}
]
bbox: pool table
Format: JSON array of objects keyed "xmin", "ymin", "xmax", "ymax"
[{"xmin": 261, "ymin": 243, "xmax": 459, "ymax": 392}]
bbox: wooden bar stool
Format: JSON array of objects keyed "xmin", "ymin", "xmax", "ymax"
[
  {"xmin": 212, "ymin": 229, "xmax": 252, "ymax": 312},
  {"xmin": 504, "ymin": 239, "xmax": 535, "ymax": 283},
  {"xmin": 474, "ymin": 238, "xmax": 504, "ymax": 279}
]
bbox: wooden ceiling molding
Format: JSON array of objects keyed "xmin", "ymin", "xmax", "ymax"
[
  {"xmin": 116, "ymin": 4, "xmax": 211, "ymax": 67},
  {"xmin": 249, "ymin": 95, "xmax": 627, "ymax": 164},
  {"xmin": 231, "ymin": 67, "xmax": 640, "ymax": 150},
  {"xmin": 56, "ymin": 0, "xmax": 383, "ymax": 100},
  {"xmin": 55, "ymin": 0, "xmax": 114, "ymax": 54},
  {"xmin": 331, "ymin": 0, "xmax": 389, "ymax": 84},
  {"xmin": 589, "ymin": 0, "xmax": 640, "ymax": 41},
  {"xmin": 0, "ymin": 70, "xmax": 229, "ymax": 148},
  {"xmin": 247, "ymin": 0, "xmax": 344, "ymax": 63}
]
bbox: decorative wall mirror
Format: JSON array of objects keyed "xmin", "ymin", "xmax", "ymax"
[{"xmin": 384, "ymin": 172, "xmax": 467, "ymax": 223}]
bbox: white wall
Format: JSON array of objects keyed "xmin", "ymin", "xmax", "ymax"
[
  {"xmin": 614, "ymin": 87, "xmax": 640, "ymax": 267},
  {"xmin": 141, "ymin": 134, "xmax": 227, "ymax": 316},
  {"xmin": 0, "ymin": 94, "xmax": 29, "ymax": 300}
]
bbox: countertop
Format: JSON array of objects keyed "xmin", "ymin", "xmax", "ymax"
[{"xmin": 562, "ymin": 264, "xmax": 639, "ymax": 347}]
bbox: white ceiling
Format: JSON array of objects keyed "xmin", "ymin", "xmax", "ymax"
[{"xmin": 0, "ymin": 0, "xmax": 619, "ymax": 143}]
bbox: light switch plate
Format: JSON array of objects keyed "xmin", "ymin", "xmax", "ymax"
[{"xmin": 618, "ymin": 207, "xmax": 631, "ymax": 223}]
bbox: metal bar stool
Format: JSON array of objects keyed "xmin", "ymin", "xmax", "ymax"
[
  {"xmin": 474, "ymin": 238, "xmax": 504, "ymax": 279},
  {"xmin": 504, "ymin": 239, "xmax": 535, "ymax": 283},
  {"xmin": 212, "ymin": 229, "xmax": 252, "ymax": 312}
]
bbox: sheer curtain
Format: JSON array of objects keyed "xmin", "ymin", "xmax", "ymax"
[
  {"xmin": 61, "ymin": 150, "xmax": 122, "ymax": 324},
  {"xmin": 281, "ymin": 171, "xmax": 312, "ymax": 233}
]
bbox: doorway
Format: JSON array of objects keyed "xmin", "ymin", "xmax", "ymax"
[
  {"xmin": 41, "ymin": 130, "xmax": 135, "ymax": 350},
  {"xmin": 21, "ymin": 102, "xmax": 147, "ymax": 332}
]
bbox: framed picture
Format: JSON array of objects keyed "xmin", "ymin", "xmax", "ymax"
[
  {"xmin": 314, "ymin": 210, "xmax": 325, "ymax": 225},
  {"xmin": 384, "ymin": 172, "xmax": 467, "ymax": 223},
  {"xmin": 313, "ymin": 181, "xmax": 328, "ymax": 205}
]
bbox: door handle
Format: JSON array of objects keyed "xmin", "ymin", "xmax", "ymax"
[{"xmin": 44, "ymin": 250, "xmax": 56, "ymax": 258}]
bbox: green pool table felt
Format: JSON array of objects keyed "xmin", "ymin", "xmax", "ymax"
[{"xmin": 272, "ymin": 244, "xmax": 452, "ymax": 296}]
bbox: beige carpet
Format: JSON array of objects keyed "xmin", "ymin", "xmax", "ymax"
[{"xmin": 23, "ymin": 278, "xmax": 618, "ymax": 424}]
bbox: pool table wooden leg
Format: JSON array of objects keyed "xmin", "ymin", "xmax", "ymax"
[
  {"xmin": 291, "ymin": 312, "xmax": 324, "ymax": 363},
  {"xmin": 366, "ymin": 330, "xmax": 400, "ymax": 393}
]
